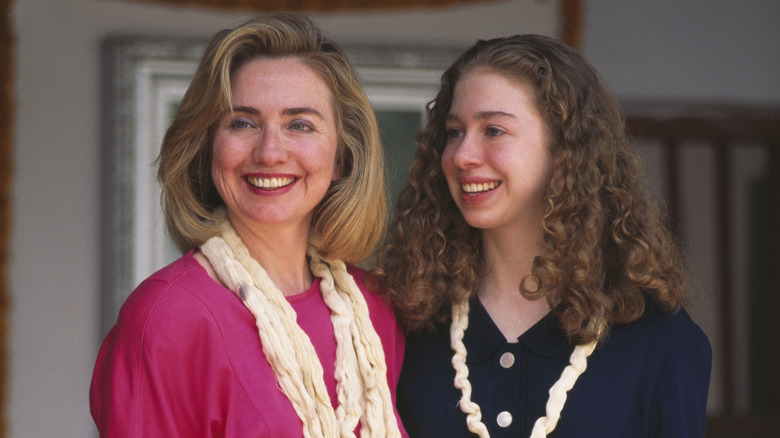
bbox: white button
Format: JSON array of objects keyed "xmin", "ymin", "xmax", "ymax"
[
  {"xmin": 499, "ymin": 352, "xmax": 515, "ymax": 368},
  {"xmin": 497, "ymin": 411, "xmax": 513, "ymax": 428}
]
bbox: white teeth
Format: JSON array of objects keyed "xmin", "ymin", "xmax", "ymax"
[
  {"xmin": 461, "ymin": 181, "xmax": 499, "ymax": 193},
  {"xmin": 248, "ymin": 176, "xmax": 295, "ymax": 189}
]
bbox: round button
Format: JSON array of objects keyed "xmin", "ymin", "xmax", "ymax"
[
  {"xmin": 499, "ymin": 352, "xmax": 515, "ymax": 368},
  {"xmin": 497, "ymin": 411, "xmax": 513, "ymax": 428}
]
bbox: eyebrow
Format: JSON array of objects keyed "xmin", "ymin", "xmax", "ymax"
[
  {"xmin": 231, "ymin": 105, "xmax": 259, "ymax": 115},
  {"xmin": 446, "ymin": 110, "xmax": 517, "ymax": 122},
  {"xmin": 229, "ymin": 105, "xmax": 325, "ymax": 120},
  {"xmin": 284, "ymin": 107, "xmax": 326, "ymax": 119}
]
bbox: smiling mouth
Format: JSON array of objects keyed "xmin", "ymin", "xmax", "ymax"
[
  {"xmin": 461, "ymin": 181, "xmax": 500, "ymax": 194},
  {"xmin": 247, "ymin": 176, "xmax": 295, "ymax": 190}
]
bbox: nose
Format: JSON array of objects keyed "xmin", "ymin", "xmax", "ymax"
[
  {"xmin": 449, "ymin": 132, "xmax": 483, "ymax": 169},
  {"xmin": 252, "ymin": 128, "xmax": 287, "ymax": 165}
]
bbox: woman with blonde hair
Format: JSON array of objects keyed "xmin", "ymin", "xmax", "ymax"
[
  {"xmin": 91, "ymin": 13, "xmax": 406, "ymax": 437},
  {"xmin": 376, "ymin": 34, "xmax": 711, "ymax": 437}
]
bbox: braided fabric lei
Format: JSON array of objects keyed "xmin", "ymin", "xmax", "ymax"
[
  {"xmin": 199, "ymin": 210, "xmax": 401, "ymax": 438},
  {"xmin": 450, "ymin": 299, "xmax": 601, "ymax": 437}
]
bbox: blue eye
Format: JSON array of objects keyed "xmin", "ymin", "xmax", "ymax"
[
  {"xmin": 290, "ymin": 121, "xmax": 314, "ymax": 132},
  {"xmin": 290, "ymin": 120, "xmax": 314, "ymax": 132},
  {"xmin": 486, "ymin": 127, "xmax": 505, "ymax": 137},
  {"xmin": 447, "ymin": 128, "xmax": 463, "ymax": 139},
  {"xmin": 228, "ymin": 118, "xmax": 253, "ymax": 130}
]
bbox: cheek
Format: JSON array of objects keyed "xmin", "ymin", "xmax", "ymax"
[
  {"xmin": 210, "ymin": 144, "xmax": 227, "ymax": 181},
  {"xmin": 210, "ymin": 139, "xmax": 239, "ymax": 193},
  {"xmin": 211, "ymin": 136, "xmax": 242, "ymax": 172},
  {"xmin": 440, "ymin": 146, "xmax": 456, "ymax": 178},
  {"xmin": 440, "ymin": 147, "xmax": 462, "ymax": 201},
  {"xmin": 528, "ymin": 153, "xmax": 554, "ymax": 202}
]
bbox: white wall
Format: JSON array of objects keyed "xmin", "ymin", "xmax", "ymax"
[
  {"xmin": 10, "ymin": 0, "xmax": 780, "ymax": 436},
  {"xmin": 10, "ymin": 1, "xmax": 556, "ymax": 436},
  {"xmin": 583, "ymin": 0, "xmax": 780, "ymax": 104}
]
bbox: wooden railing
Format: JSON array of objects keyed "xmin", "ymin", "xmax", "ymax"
[{"xmin": 625, "ymin": 103, "xmax": 780, "ymax": 437}]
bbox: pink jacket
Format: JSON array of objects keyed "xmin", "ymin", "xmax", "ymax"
[{"xmin": 90, "ymin": 252, "xmax": 407, "ymax": 437}]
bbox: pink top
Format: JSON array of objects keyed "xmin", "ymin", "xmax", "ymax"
[{"xmin": 90, "ymin": 252, "xmax": 407, "ymax": 437}]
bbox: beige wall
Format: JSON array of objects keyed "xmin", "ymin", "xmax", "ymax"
[{"xmin": 10, "ymin": 0, "xmax": 780, "ymax": 436}]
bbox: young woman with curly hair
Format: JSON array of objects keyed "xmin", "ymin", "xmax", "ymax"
[{"xmin": 374, "ymin": 34, "xmax": 711, "ymax": 437}]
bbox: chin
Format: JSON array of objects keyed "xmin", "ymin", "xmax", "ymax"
[{"xmin": 460, "ymin": 215, "xmax": 494, "ymax": 230}]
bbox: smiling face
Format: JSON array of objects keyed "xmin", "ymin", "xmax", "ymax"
[
  {"xmin": 441, "ymin": 68, "xmax": 552, "ymax": 235},
  {"xmin": 211, "ymin": 57, "xmax": 339, "ymax": 235}
]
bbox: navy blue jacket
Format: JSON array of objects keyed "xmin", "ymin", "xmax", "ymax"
[{"xmin": 397, "ymin": 298, "xmax": 712, "ymax": 437}]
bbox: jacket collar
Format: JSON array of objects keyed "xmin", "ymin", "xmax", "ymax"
[{"xmin": 462, "ymin": 298, "xmax": 572, "ymax": 364}]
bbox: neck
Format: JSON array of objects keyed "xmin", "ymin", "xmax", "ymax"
[
  {"xmin": 480, "ymin": 223, "xmax": 542, "ymax": 290},
  {"xmin": 228, "ymin": 212, "xmax": 314, "ymax": 297},
  {"xmin": 478, "ymin": 225, "xmax": 549, "ymax": 341}
]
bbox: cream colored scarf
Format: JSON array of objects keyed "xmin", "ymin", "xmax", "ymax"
[
  {"xmin": 200, "ymin": 210, "xmax": 401, "ymax": 438},
  {"xmin": 450, "ymin": 299, "xmax": 601, "ymax": 437}
]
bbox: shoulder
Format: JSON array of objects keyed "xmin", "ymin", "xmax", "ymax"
[
  {"xmin": 93, "ymin": 253, "xmax": 251, "ymax": 400},
  {"xmin": 611, "ymin": 303, "xmax": 710, "ymax": 353},
  {"xmin": 91, "ymin": 254, "xmax": 261, "ymax": 436},
  {"xmin": 646, "ymin": 305, "xmax": 712, "ymax": 367},
  {"xmin": 597, "ymin": 302, "xmax": 712, "ymax": 378},
  {"xmin": 346, "ymin": 265, "xmax": 393, "ymax": 315},
  {"xmin": 120, "ymin": 254, "xmax": 213, "ymax": 318},
  {"xmin": 556, "ymin": 304, "xmax": 711, "ymax": 434},
  {"xmin": 112, "ymin": 253, "xmax": 244, "ymax": 351},
  {"xmin": 602, "ymin": 303, "xmax": 712, "ymax": 435}
]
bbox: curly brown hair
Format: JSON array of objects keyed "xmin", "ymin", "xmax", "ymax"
[{"xmin": 374, "ymin": 34, "xmax": 686, "ymax": 344}]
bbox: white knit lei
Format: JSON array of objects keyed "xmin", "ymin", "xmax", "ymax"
[
  {"xmin": 199, "ymin": 210, "xmax": 401, "ymax": 438},
  {"xmin": 450, "ymin": 299, "xmax": 601, "ymax": 437}
]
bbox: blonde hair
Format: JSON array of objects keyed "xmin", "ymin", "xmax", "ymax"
[{"xmin": 157, "ymin": 13, "xmax": 386, "ymax": 263}]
